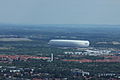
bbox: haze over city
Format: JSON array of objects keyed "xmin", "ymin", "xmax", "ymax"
[
  {"xmin": 0, "ymin": 0, "xmax": 120, "ymax": 25},
  {"xmin": 0, "ymin": 0, "xmax": 120, "ymax": 80}
]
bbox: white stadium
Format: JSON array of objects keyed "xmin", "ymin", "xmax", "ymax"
[{"xmin": 48, "ymin": 39, "xmax": 90, "ymax": 47}]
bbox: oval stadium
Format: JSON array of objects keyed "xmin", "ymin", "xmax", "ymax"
[{"xmin": 48, "ymin": 39, "xmax": 90, "ymax": 48}]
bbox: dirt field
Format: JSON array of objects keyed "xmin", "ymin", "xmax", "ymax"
[{"xmin": 0, "ymin": 38, "xmax": 32, "ymax": 41}]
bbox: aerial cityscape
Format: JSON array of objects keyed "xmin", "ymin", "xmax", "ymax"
[
  {"xmin": 0, "ymin": 0, "xmax": 120, "ymax": 80},
  {"xmin": 0, "ymin": 24, "xmax": 120, "ymax": 80}
]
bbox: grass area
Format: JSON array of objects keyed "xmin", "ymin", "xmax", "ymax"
[{"xmin": 0, "ymin": 38, "xmax": 32, "ymax": 41}]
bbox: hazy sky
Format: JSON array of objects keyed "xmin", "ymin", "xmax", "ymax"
[{"xmin": 0, "ymin": 0, "xmax": 120, "ymax": 25}]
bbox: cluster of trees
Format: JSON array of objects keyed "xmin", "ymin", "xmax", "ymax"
[{"xmin": 1, "ymin": 58, "xmax": 120, "ymax": 79}]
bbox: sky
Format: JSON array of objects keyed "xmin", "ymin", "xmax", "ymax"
[{"xmin": 0, "ymin": 0, "xmax": 120, "ymax": 25}]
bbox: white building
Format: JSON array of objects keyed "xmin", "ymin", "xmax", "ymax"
[{"xmin": 48, "ymin": 39, "xmax": 90, "ymax": 48}]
